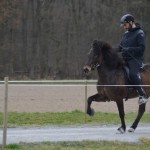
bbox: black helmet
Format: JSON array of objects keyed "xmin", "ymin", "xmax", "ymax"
[{"xmin": 120, "ymin": 14, "xmax": 134, "ymax": 25}]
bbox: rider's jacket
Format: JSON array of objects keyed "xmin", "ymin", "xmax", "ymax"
[{"xmin": 119, "ymin": 25, "xmax": 146, "ymax": 61}]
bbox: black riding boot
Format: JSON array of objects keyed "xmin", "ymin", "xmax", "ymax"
[
  {"xmin": 136, "ymin": 86, "xmax": 147, "ymax": 97},
  {"xmin": 132, "ymin": 74, "xmax": 148, "ymax": 105},
  {"xmin": 127, "ymin": 59, "xmax": 148, "ymax": 105}
]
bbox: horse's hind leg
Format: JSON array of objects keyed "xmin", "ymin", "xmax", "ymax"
[
  {"xmin": 128, "ymin": 103, "xmax": 146, "ymax": 132},
  {"xmin": 87, "ymin": 93, "xmax": 107, "ymax": 116}
]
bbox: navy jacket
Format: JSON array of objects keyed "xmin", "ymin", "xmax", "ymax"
[{"xmin": 119, "ymin": 26, "xmax": 146, "ymax": 60}]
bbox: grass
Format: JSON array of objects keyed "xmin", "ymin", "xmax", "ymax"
[
  {"xmin": 1, "ymin": 139, "xmax": 150, "ymax": 150},
  {"xmin": 0, "ymin": 110, "xmax": 150, "ymax": 127},
  {"xmin": 0, "ymin": 111, "xmax": 150, "ymax": 150}
]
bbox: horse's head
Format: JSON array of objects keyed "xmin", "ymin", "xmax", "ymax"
[
  {"xmin": 83, "ymin": 40, "xmax": 124, "ymax": 73},
  {"xmin": 83, "ymin": 40, "xmax": 104, "ymax": 73}
]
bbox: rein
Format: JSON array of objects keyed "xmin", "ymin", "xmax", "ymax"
[{"xmin": 94, "ymin": 55, "xmax": 104, "ymax": 70}]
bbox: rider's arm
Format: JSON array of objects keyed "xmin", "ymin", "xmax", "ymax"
[{"xmin": 125, "ymin": 31, "xmax": 146, "ymax": 57}]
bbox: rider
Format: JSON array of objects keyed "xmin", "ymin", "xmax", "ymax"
[{"xmin": 119, "ymin": 14, "xmax": 148, "ymax": 105}]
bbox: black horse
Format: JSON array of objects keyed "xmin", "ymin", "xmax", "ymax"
[{"xmin": 83, "ymin": 40, "xmax": 150, "ymax": 133}]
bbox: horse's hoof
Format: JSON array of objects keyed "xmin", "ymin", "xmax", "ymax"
[
  {"xmin": 90, "ymin": 108, "xmax": 95, "ymax": 116},
  {"xmin": 87, "ymin": 108, "xmax": 95, "ymax": 116},
  {"xmin": 116, "ymin": 127, "xmax": 126, "ymax": 134},
  {"xmin": 128, "ymin": 127, "xmax": 135, "ymax": 133}
]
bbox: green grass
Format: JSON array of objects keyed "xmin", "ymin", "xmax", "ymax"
[
  {"xmin": 2, "ymin": 139, "xmax": 150, "ymax": 150},
  {"xmin": 0, "ymin": 110, "xmax": 150, "ymax": 127}
]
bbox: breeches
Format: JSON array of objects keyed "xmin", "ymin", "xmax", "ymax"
[
  {"xmin": 125, "ymin": 59, "xmax": 146, "ymax": 96},
  {"xmin": 126, "ymin": 59, "xmax": 142, "ymax": 85}
]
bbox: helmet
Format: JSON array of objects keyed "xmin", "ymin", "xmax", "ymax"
[{"xmin": 120, "ymin": 14, "xmax": 134, "ymax": 25}]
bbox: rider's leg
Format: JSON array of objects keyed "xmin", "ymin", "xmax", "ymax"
[{"xmin": 127, "ymin": 59, "xmax": 148, "ymax": 105}]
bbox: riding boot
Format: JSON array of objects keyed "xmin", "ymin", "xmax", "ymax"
[
  {"xmin": 136, "ymin": 86, "xmax": 147, "ymax": 96},
  {"xmin": 135, "ymin": 86, "xmax": 148, "ymax": 105},
  {"xmin": 133, "ymin": 73, "xmax": 147, "ymax": 96}
]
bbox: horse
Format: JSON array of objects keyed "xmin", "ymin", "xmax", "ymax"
[{"xmin": 83, "ymin": 40, "xmax": 150, "ymax": 133}]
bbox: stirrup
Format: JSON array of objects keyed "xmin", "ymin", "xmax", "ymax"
[{"xmin": 138, "ymin": 96, "xmax": 148, "ymax": 105}]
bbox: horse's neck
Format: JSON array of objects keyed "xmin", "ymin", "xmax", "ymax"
[
  {"xmin": 97, "ymin": 65, "xmax": 124, "ymax": 84},
  {"xmin": 103, "ymin": 50, "xmax": 124, "ymax": 69}
]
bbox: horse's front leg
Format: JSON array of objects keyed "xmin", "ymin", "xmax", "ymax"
[
  {"xmin": 116, "ymin": 100, "xmax": 126, "ymax": 133},
  {"xmin": 87, "ymin": 93, "xmax": 107, "ymax": 116},
  {"xmin": 128, "ymin": 103, "xmax": 146, "ymax": 132}
]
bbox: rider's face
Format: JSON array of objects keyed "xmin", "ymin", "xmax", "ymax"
[
  {"xmin": 123, "ymin": 23, "xmax": 130, "ymax": 30},
  {"xmin": 122, "ymin": 21, "xmax": 133, "ymax": 30}
]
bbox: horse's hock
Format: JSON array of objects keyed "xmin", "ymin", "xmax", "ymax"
[{"xmin": 0, "ymin": 84, "xmax": 150, "ymax": 113}]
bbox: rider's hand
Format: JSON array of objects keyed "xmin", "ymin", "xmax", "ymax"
[
  {"xmin": 122, "ymin": 47, "xmax": 130, "ymax": 58},
  {"xmin": 122, "ymin": 47, "xmax": 129, "ymax": 52}
]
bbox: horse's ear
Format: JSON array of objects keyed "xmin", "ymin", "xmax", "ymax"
[
  {"xmin": 92, "ymin": 40, "xmax": 100, "ymax": 55},
  {"xmin": 92, "ymin": 40, "xmax": 99, "ymax": 48}
]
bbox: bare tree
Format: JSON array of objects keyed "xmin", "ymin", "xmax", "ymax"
[{"xmin": 0, "ymin": 0, "xmax": 150, "ymax": 79}]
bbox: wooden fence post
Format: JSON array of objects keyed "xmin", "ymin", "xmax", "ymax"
[
  {"xmin": 2, "ymin": 77, "xmax": 9, "ymax": 149},
  {"xmin": 85, "ymin": 79, "xmax": 87, "ymax": 123}
]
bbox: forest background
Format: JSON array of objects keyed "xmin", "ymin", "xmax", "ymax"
[{"xmin": 0, "ymin": 0, "xmax": 150, "ymax": 79}]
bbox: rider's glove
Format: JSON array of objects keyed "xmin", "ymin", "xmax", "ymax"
[{"xmin": 122, "ymin": 47, "xmax": 129, "ymax": 57}]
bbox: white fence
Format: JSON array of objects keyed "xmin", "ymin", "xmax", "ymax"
[
  {"xmin": 1, "ymin": 78, "xmax": 150, "ymax": 148},
  {"xmin": 1, "ymin": 78, "xmax": 94, "ymax": 148}
]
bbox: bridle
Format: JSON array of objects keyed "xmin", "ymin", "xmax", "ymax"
[
  {"xmin": 84, "ymin": 46, "xmax": 104, "ymax": 73},
  {"xmin": 91, "ymin": 51, "xmax": 104, "ymax": 70}
]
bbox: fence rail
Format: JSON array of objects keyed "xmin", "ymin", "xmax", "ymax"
[
  {"xmin": 0, "ymin": 80, "xmax": 149, "ymax": 86},
  {"xmin": 1, "ymin": 79, "xmax": 150, "ymax": 148},
  {"xmin": 0, "ymin": 80, "xmax": 96, "ymax": 84}
]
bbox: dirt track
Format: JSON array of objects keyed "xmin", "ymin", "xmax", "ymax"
[{"xmin": 0, "ymin": 85, "xmax": 150, "ymax": 113}]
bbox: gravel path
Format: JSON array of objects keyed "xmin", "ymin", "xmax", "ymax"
[{"xmin": 0, "ymin": 125, "xmax": 150, "ymax": 144}]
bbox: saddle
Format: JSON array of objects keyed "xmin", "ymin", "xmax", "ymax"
[{"xmin": 123, "ymin": 63, "xmax": 145, "ymax": 101}]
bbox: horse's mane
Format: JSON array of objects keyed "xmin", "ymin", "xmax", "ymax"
[{"xmin": 92, "ymin": 40, "xmax": 124, "ymax": 69}]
